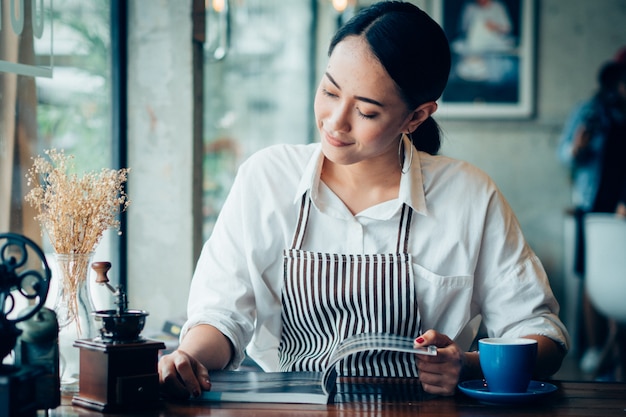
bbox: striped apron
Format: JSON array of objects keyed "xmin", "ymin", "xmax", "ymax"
[{"xmin": 278, "ymin": 194, "xmax": 422, "ymax": 377}]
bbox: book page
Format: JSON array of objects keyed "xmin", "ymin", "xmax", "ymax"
[
  {"xmin": 200, "ymin": 371, "xmax": 328, "ymax": 404},
  {"xmin": 322, "ymin": 333, "xmax": 437, "ymax": 395},
  {"xmin": 195, "ymin": 333, "xmax": 437, "ymax": 404}
]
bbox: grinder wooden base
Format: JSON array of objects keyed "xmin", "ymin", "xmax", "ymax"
[{"xmin": 72, "ymin": 338, "xmax": 165, "ymax": 412}]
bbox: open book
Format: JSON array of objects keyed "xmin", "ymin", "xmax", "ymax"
[{"xmin": 196, "ymin": 332, "xmax": 437, "ymax": 404}]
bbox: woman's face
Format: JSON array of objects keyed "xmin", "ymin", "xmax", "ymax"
[{"xmin": 314, "ymin": 36, "xmax": 417, "ymax": 167}]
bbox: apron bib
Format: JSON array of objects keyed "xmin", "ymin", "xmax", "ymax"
[{"xmin": 279, "ymin": 194, "xmax": 422, "ymax": 377}]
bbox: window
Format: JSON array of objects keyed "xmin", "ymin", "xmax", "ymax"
[
  {"xmin": 0, "ymin": 0, "xmax": 115, "ymax": 300},
  {"xmin": 202, "ymin": 0, "xmax": 315, "ymax": 238}
]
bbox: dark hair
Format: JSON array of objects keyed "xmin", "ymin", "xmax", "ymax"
[
  {"xmin": 594, "ymin": 61, "xmax": 626, "ymax": 108},
  {"xmin": 598, "ymin": 61, "xmax": 626, "ymax": 91},
  {"xmin": 328, "ymin": 1, "xmax": 451, "ymax": 155}
]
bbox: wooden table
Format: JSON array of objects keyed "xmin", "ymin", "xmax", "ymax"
[{"xmin": 43, "ymin": 380, "xmax": 626, "ymax": 417}]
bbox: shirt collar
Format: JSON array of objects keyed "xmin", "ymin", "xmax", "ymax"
[
  {"xmin": 293, "ymin": 140, "xmax": 429, "ymax": 217},
  {"xmin": 400, "ymin": 136, "xmax": 428, "ymax": 216},
  {"xmin": 293, "ymin": 144, "xmax": 324, "ymax": 204}
]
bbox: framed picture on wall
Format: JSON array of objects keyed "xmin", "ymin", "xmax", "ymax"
[{"xmin": 432, "ymin": 0, "xmax": 535, "ymax": 119}]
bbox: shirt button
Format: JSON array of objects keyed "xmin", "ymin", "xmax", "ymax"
[{"xmin": 347, "ymin": 222, "xmax": 364, "ymax": 251}]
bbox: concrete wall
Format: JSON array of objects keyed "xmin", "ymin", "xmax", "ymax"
[{"xmin": 126, "ymin": 0, "xmax": 196, "ymax": 329}]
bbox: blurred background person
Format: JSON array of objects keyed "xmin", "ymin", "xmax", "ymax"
[{"xmin": 558, "ymin": 53, "xmax": 626, "ymax": 376}]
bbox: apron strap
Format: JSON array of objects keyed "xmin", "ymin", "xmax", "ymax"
[
  {"xmin": 291, "ymin": 193, "xmax": 312, "ymax": 250},
  {"xmin": 292, "ymin": 196, "xmax": 412, "ymax": 252},
  {"xmin": 396, "ymin": 204, "xmax": 413, "ymax": 254}
]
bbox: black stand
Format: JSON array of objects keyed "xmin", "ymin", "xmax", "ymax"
[{"xmin": 0, "ymin": 365, "xmax": 45, "ymax": 417}]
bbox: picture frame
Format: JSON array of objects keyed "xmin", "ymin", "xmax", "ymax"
[{"xmin": 432, "ymin": 0, "xmax": 535, "ymax": 119}]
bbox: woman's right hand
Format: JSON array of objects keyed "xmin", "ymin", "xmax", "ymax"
[{"xmin": 159, "ymin": 349, "xmax": 212, "ymax": 400}]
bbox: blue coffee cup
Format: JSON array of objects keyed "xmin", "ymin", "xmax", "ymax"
[{"xmin": 478, "ymin": 337, "xmax": 538, "ymax": 393}]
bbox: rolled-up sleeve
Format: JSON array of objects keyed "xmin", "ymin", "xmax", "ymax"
[
  {"xmin": 180, "ymin": 144, "xmax": 311, "ymax": 370},
  {"xmin": 182, "ymin": 167, "xmax": 257, "ymax": 369},
  {"xmin": 474, "ymin": 187, "xmax": 570, "ymax": 351}
]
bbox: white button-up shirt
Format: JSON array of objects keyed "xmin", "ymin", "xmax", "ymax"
[{"xmin": 183, "ymin": 141, "xmax": 569, "ymax": 371}]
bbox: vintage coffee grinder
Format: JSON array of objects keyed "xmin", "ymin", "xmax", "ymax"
[
  {"xmin": 72, "ymin": 261, "xmax": 165, "ymax": 412},
  {"xmin": 0, "ymin": 233, "xmax": 58, "ymax": 417}
]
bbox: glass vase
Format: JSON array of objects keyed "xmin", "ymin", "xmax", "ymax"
[{"xmin": 51, "ymin": 252, "xmax": 97, "ymax": 393}]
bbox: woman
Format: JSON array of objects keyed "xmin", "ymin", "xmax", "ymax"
[{"xmin": 159, "ymin": 1, "xmax": 568, "ymax": 399}]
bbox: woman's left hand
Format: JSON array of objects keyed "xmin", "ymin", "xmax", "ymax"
[{"xmin": 413, "ymin": 329, "xmax": 466, "ymax": 396}]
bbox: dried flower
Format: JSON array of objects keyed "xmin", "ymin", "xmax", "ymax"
[
  {"xmin": 25, "ymin": 149, "xmax": 130, "ymax": 331},
  {"xmin": 25, "ymin": 148, "xmax": 130, "ymax": 254}
]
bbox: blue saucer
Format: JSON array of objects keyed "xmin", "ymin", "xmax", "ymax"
[{"xmin": 457, "ymin": 380, "xmax": 558, "ymax": 405}]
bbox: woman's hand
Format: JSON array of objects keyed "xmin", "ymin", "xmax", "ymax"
[
  {"xmin": 413, "ymin": 329, "xmax": 472, "ymax": 396},
  {"xmin": 159, "ymin": 349, "xmax": 212, "ymax": 400},
  {"xmin": 158, "ymin": 324, "xmax": 233, "ymax": 400}
]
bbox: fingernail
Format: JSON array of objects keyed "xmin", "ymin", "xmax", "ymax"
[{"xmin": 415, "ymin": 337, "xmax": 425, "ymax": 344}]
